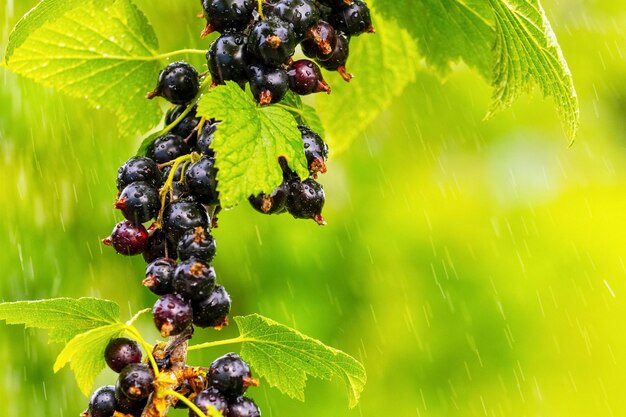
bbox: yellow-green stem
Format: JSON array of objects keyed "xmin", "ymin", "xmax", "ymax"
[
  {"xmin": 187, "ymin": 335, "xmax": 246, "ymax": 351},
  {"xmin": 163, "ymin": 390, "xmax": 223, "ymax": 417},
  {"xmin": 126, "ymin": 326, "xmax": 160, "ymax": 377}
]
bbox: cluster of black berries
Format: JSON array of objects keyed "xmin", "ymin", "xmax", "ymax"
[
  {"xmin": 86, "ymin": 339, "xmax": 260, "ymax": 417},
  {"xmin": 201, "ymin": 0, "xmax": 373, "ymax": 103}
]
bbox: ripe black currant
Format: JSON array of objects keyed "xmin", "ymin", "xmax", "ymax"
[
  {"xmin": 177, "ymin": 226, "xmax": 217, "ymax": 262},
  {"xmin": 317, "ymin": 32, "xmax": 352, "ymax": 81},
  {"xmin": 152, "ymin": 293, "xmax": 193, "ymax": 337},
  {"xmin": 166, "ymin": 105, "xmax": 200, "ymax": 140},
  {"xmin": 117, "ymin": 156, "xmax": 160, "ymax": 192},
  {"xmin": 148, "ymin": 133, "xmax": 191, "ymax": 164},
  {"xmin": 114, "ymin": 392, "xmax": 147, "ymax": 417},
  {"xmin": 248, "ymin": 181, "xmax": 288, "ymax": 214},
  {"xmin": 191, "ymin": 387, "xmax": 229, "ymax": 416},
  {"xmin": 144, "ymin": 257, "xmax": 177, "ymax": 296},
  {"xmin": 116, "ymin": 363, "xmax": 154, "ymax": 401},
  {"xmin": 162, "ymin": 200, "xmax": 209, "ymax": 243},
  {"xmin": 330, "ymin": 0, "xmax": 374, "ymax": 36},
  {"xmin": 185, "ymin": 156, "xmax": 219, "ymax": 205},
  {"xmin": 228, "ymin": 396, "xmax": 261, "ymax": 417},
  {"xmin": 201, "ymin": 0, "xmax": 255, "ymax": 36},
  {"xmin": 142, "ymin": 230, "xmax": 177, "ymax": 263},
  {"xmin": 299, "ymin": 125, "xmax": 329, "ymax": 174},
  {"xmin": 247, "ymin": 16, "xmax": 297, "ymax": 66},
  {"xmin": 102, "ymin": 220, "xmax": 149, "ymax": 256},
  {"xmin": 247, "ymin": 64, "xmax": 289, "ymax": 105},
  {"xmin": 115, "ymin": 181, "xmax": 160, "ymax": 224},
  {"xmin": 286, "ymin": 178, "xmax": 326, "ymax": 224},
  {"xmin": 173, "ymin": 259, "xmax": 216, "ymax": 301},
  {"xmin": 192, "ymin": 284, "xmax": 231, "ymax": 328},
  {"xmin": 147, "ymin": 61, "xmax": 200, "ymax": 105},
  {"xmin": 104, "ymin": 338, "xmax": 142, "ymax": 373},
  {"xmin": 265, "ymin": 0, "xmax": 320, "ymax": 39},
  {"xmin": 208, "ymin": 353, "xmax": 258, "ymax": 398},
  {"xmin": 317, "ymin": 0, "xmax": 353, "ymax": 6},
  {"xmin": 301, "ymin": 20, "xmax": 337, "ymax": 60},
  {"xmin": 196, "ymin": 121, "xmax": 218, "ymax": 157},
  {"xmin": 88, "ymin": 385, "xmax": 117, "ymax": 417},
  {"xmin": 287, "ymin": 59, "xmax": 331, "ymax": 95},
  {"xmin": 208, "ymin": 32, "xmax": 249, "ymax": 85}
]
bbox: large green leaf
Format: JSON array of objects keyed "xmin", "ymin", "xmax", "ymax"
[
  {"xmin": 234, "ymin": 314, "xmax": 367, "ymax": 408},
  {"xmin": 4, "ymin": 0, "xmax": 162, "ymax": 136}
]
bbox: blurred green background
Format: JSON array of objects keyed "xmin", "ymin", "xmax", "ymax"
[{"xmin": 2, "ymin": 0, "xmax": 626, "ymax": 416}]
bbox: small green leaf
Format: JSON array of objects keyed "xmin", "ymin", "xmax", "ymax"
[
  {"xmin": 196, "ymin": 83, "xmax": 309, "ymax": 208},
  {"xmin": 234, "ymin": 314, "xmax": 366, "ymax": 408},
  {"xmin": 53, "ymin": 323, "xmax": 127, "ymax": 396},
  {"xmin": 0, "ymin": 298, "xmax": 121, "ymax": 344},
  {"xmin": 281, "ymin": 92, "xmax": 325, "ymax": 138},
  {"xmin": 4, "ymin": 0, "xmax": 162, "ymax": 136}
]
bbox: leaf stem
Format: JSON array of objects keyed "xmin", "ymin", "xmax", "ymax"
[
  {"xmin": 162, "ymin": 390, "xmax": 223, "ymax": 417},
  {"xmin": 273, "ymin": 103, "xmax": 303, "ymax": 116},
  {"xmin": 152, "ymin": 49, "xmax": 207, "ymax": 61},
  {"xmin": 126, "ymin": 308, "xmax": 151, "ymax": 327},
  {"xmin": 187, "ymin": 335, "xmax": 246, "ymax": 351},
  {"xmin": 125, "ymin": 325, "xmax": 160, "ymax": 377}
]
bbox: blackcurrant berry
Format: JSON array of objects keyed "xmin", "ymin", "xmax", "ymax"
[
  {"xmin": 317, "ymin": 0, "xmax": 353, "ymax": 7},
  {"xmin": 117, "ymin": 156, "xmax": 160, "ymax": 192},
  {"xmin": 228, "ymin": 396, "xmax": 261, "ymax": 417},
  {"xmin": 286, "ymin": 178, "xmax": 326, "ymax": 224},
  {"xmin": 330, "ymin": 0, "xmax": 373, "ymax": 36},
  {"xmin": 104, "ymin": 338, "xmax": 142, "ymax": 373},
  {"xmin": 148, "ymin": 133, "xmax": 191, "ymax": 164},
  {"xmin": 173, "ymin": 259, "xmax": 216, "ymax": 301},
  {"xmin": 115, "ymin": 388, "xmax": 147, "ymax": 416},
  {"xmin": 144, "ymin": 257, "xmax": 177, "ymax": 296},
  {"xmin": 301, "ymin": 20, "xmax": 337, "ymax": 60},
  {"xmin": 103, "ymin": 220, "xmax": 149, "ymax": 256},
  {"xmin": 248, "ymin": 181, "xmax": 288, "ymax": 214},
  {"xmin": 177, "ymin": 226, "xmax": 217, "ymax": 263},
  {"xmin": 143, "ymin": 230, "xmax": 177, "ymax": 263},
  {"xmin": 88, "ymin": 385, "xmax": 117, "ymax": 417},
  {"xmin": 299, "ymin": 125, "xmax": 329, "ymax": 174},
  {"xmin": 247, "ymin": 16, "xmax": 297, "ymax": 66},
  {"xmin": 147, "ymin": 61, "xmax": 200, "ymax": 105},
  {"xmin": 192, "ymin": 284, "xmax": 231, "ymax": 328},
  {"xmin": 208, "ymin": 32, "xmax": 249, "ymax": 85},
  {"xmin": 162, "ymin": 200, "xmax": 209, "ymax": 243},
  {"xmin": 247, "ymin": 64, "xmax": 289, "ymax": 105},
  {"xmin": 185, "ymin": 156, "xmax": 219, "ymax": 205},
  {"xmin": 208, "ymin": 353, "xmax": 258, "ymax": 398},
  {"xmin": 317, "ymin": 32, "xmax": 352, "ymax": 81},
  {"xmin": 196, "ymin": 121, "xmax": 218, "ymax": 157},
  {"xmin": 201, "ymin": 0, "xmax": 255, "ymax": 36},
  {"xmin": 166, "ymin": 105, "xmax": 200, "ymax": 140},
  {"xmin": 152, "ymin": 294, "xmax": 193, "ymax": 337},
  {"xmin": 287, "ymin": 59, "xmax": 331, "ymax": 95},
  {"xmin": 191, "ymin": 387, "xmax": 228, "ymax": 417},
  {"xmin": 115, "ymin": 181, "xmax": 160, "ymax": 224},
  {"xmin": 116, "ymin": 363, "xmax": 154, "ymax": 401},
  {"xmin": 265, "ymin": 0, "xmax": 320, "ymax": 39}
]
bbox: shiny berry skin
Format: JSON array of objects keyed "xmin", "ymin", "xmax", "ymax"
[
  {"xmin": 192, "ymin": 285, "xmax": 231, "ymax": 328},
  {"xmin": 286, "ymin": 178, "xmax": 326, "ymax": 224},
  {"xmin": 166, "ymin": 105, "xmax": 200, "ymax": 140},
  {"xmin": 299, "ymin": 125, "xmax": 329, "ymax": 174},
  {"xmin": 115, "ymin": 181, "xmax": 160, "ymax": 224},
  {"xmin": 201, "ymin": 0, "xmax": 255, "ymax": 35},
  {"xmin": 88, "ymin": 385, "xmax": 117, "ymax": 417},
  {"xmin": 162, "ymin": 200, "xmax": 209, "ymax": 243},
  {"xmin": 317, "ymin": 32, "xmax": 352, "ymax": 81},
  {"xmin": 185, "ymin": 156, "xmax": 219, "ymax": 205},
  {"xmin": 116, "ymin": 363, "xmax": 154, "ymax": 401},
  {"xmin": 177, "ymin": 226, "xmax": 217, "ymax": 262},
  {"xmin": 148, "ymin": 133, "xmax": 191, "ymax": 164},
  {"xmin": 114, "ymin": 392, "xmax": 147, "ymax": 416},
  {"xmin": 117, "ymin": 156, "xmax": 160, "ymax": 191},
  {"xmin": 208, "ymin": 353, "xmax": 257, "ymax": 398},
  {"xmin": 103, "ymin": 221, "xmax": 149, "ymax": 256},
  {"xmin": 208, "ymin": 32, "xmax": 249, "ymax": 85},
  {"xmin": 173, "ymin": 259, "xmax": 216, "ymax": 301},
  {"xmin": 227, "ymin": 396, "xmax": 261, "ymax": 417},
  {"xmin": 247, "ymin": 16, "xmax": 297, "ymax": 66},
  {"xmin": 148, "ymin": 61, "xmax": 200, "ymax": 105},
  {"xmin": 265, "ymin": 0, "xmax": 320, "ymax": 38},
  {"xmin": 317, "ymin": 0, "xmax": 353, "ymax": 6},
  {"xmin": 247, "ymin": 64, "xmax": 289, "ymax": 105},
  {"xmin": 196, "ymin": 122, "xmax": 218, "ymax": 156},
  {"xmin": 248, "ymin": 182, "xmax": 288, "ymax": 214},
  {"xmin": 144, "ymin": 257, "xmax": 177, "ymax": 295},
  {"xmin": 301, "ymin": 21, "xmax": 337, "ymax": 60},
  {"xmin": 142, "ymin": 230, "xmax": 177, "ymax": 263},
  {"xmin": 190, "ymin": 387, "xmax": 228, "ymax": 417},
  {"xmin": 330, "ymin": 0, "xmax": 373, "ymax": 36},
  {"xmin": 287, "ymin": 59, "xmax": 331, "ymax": 95},
  {"xmin": 152, "ymin": 294, "xmax": 193, "ymax": 337},
  {"xmin": 104, "ymin": 338, "xmax": 142, "ymax": 373}
]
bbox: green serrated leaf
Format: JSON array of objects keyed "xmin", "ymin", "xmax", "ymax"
[
  {"xmin": 488, "ymin": 0, "xmax": 579, "ymax": 140},
  {"xmin": 282, "ymin": 92, "xmax": 326, "ymax": 138},
  {"xmin": 234, "ymin": 314, "xmax": 366, "ymax": 408},
  {"xmin": 53, "ymin": 323, "xmax": 127, "ymax": 396},
  {"xmin": 4, "ymin": 0, "xmax": 162, "ymax": 136},
  {"xmin": 0, "ymin": 298, "xmax": 121, "ymax": 344},
  {"xmin": 196, "ymin": 82, "xmax": 309, "ymax": 208}
]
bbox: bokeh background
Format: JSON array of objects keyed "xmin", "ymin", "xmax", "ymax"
[{"xmin": 2, "ymin": 0, "xmax": 626, "ymax": 416}]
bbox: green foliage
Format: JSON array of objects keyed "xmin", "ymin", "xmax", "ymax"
[
  {"xmin": 0, "ymin": 298, "xmax": 120, "ymax": 343},
  {"xmin": 234, "ymin": 314, "xmax": 367, "ymax": 408},
  {"xmin": 3, "ymin": 0, "xmax": 162, "ymax": 136},
  {"xmin": 197, "ymin": 83, "xmax": 309, "ymax": 208},
  {"xmin": 282, "ymin": 92, "xmax": 326, "ymax": 138}
]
